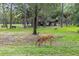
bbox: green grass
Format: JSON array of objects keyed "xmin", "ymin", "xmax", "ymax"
[{"xmin": 0, "ymin": 26, "xmax": 79, "ymax": 56}]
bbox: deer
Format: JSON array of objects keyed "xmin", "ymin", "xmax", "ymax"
[{"xmin": 36, "ymin": 34, "xmax": 55, "ymax": 46}]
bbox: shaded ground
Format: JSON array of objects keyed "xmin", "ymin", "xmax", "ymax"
[
  {"xmin": 0, "ymin": 32, "xmax": 65, "ymax": 47},
  {"xmin": 0, "ymin": 32, "xmax": 38, "ymax": 46}
]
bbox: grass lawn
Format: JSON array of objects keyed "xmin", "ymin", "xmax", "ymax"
[{"xmin": 0, "ymin": 26, "xmax": 79, "ymax": 56}]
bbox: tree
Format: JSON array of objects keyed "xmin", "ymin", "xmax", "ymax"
[
  {"xmin": 33, "ymin": 4, "xmax": 38, "ymax": 35},
  {"xmin": 2, "ymin": 3, "xmax": 8, "ymax": 28},
  {"xmin": 22, "ymin": 3, "xmax": 27, "ymax": 28},
  {"xmin": 60, "ymin": 3, "xmax": 64, "ymax": 28},
  {"xmin": 10, "ymin": 3, "xmax": 13, "ymax": 29},
  {"xmin": 15, "ymin": 3, "xmax": 30, "ymax": 28}
]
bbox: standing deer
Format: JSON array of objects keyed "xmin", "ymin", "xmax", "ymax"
[{"xmin": 36, "ymin": 34, "xmax": 55, "ymax": 46}]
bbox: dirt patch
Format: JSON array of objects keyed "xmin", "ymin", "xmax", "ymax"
[
  {"xmin": 52, "ymin": 41, "xmax": 63, "ymax": 46},
  {"xmin": 0, "ymin": 32, "xmax": 64, "ymax": 47},
  {"xmin": 0, "ymin": 32, "xmax": 38, "ymax": 45}
]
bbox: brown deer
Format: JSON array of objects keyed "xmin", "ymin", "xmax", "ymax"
[{"xmin": 36, "ymin": 34, "xmax": 55, "ymax": 46}]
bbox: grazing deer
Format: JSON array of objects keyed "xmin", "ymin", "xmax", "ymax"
[{"xmin": 36, "ymin": 34, "xmax": 55, "ymax": 46}]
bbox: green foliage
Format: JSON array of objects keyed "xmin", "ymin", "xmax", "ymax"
[{"xmin": 0, "ymin": 3, "xmax": 79, "ymax": 25}]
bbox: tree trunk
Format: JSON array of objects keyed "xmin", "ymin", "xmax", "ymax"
[
  {"xmin": 22, "ymin": 18, "xmax": 26, "ymax": 28},
  {"xmin": 10, "ymin": 3, "xmax": 12, "ymax": 29},
  {"xmin": 23, "ymin": 4, "xmax": 27, "ymax": 28},
  {"xmin": 33, "ymin": 4, "xmax": 38, "ymax": 35},
  {"xmin": 31, "ymin": 19, "xmax": 33, "ymax": 27},
  {"xmin": 65, "ymin": 19, "xmax": 68, "ymax": 27},
  {"xmin": 22, "ymin": 4, "xmax": 28, "ymax": 28},
  {"xmin": 2, "ymin": 3, "xmax": 8, "ymax": 28},
  {"xmin": 60, "ymin": 3, "xmax": 63, "ymax": 28}
]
